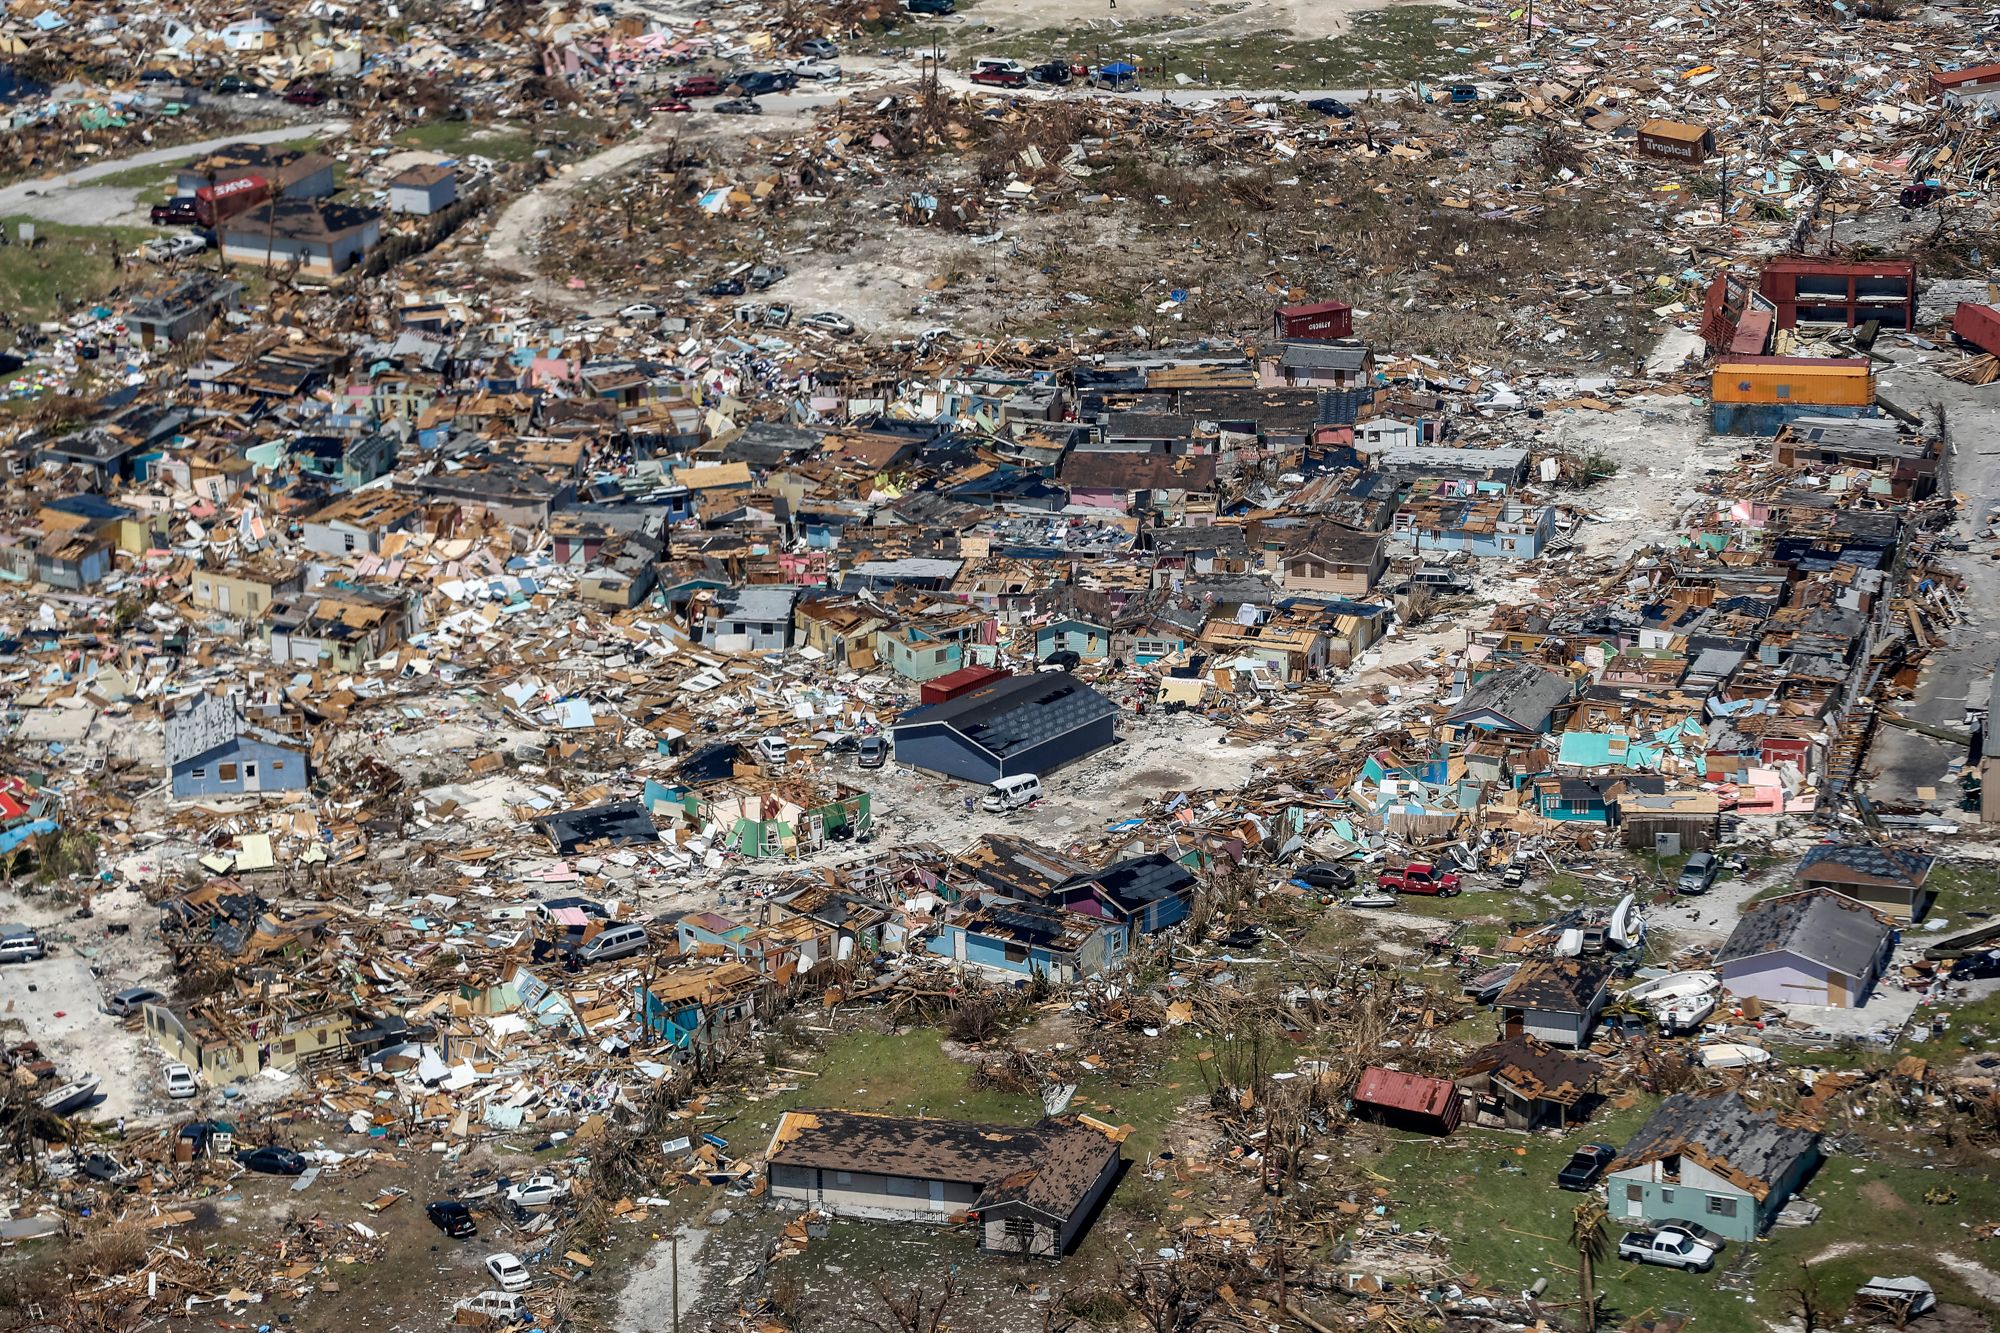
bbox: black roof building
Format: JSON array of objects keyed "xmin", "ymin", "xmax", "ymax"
[{"xmin": 890, "ymin": 672, "xmax": 1119, "ymax": 784}]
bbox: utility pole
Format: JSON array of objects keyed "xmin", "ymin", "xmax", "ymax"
[{"xmin": 670, "ymin": 1229, "xmax": 681, "ymax": 1333}]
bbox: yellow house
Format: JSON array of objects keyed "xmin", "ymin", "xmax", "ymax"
[
  {"xmin": 189, "ymin": 558, "xmax": 306, "ymax": 620},
  {"xmin": 143, "ymin": 999, "xmax": 356, "ymax": 1082}
]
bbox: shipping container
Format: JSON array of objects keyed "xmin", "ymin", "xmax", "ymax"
[
  {"xmin": 1930, "ymin": 62, "xmax": 2000, "ymax": 104},
  {"xmin": 1273, "ymin": 300, "xmax": 1353, "ymax": 342},
  {"xmin": 1710, "ymin": 357, "xmax": 1874, "ymax": 406},
  {"xmin": 1757, "ymin": 258, "xmax": 1916, "ymax": 331},
  {"xmin": 1952, "ymin": 302, "xmax": 2000, "ymax": 357},
  {"xmin": 918, "ymin": 664, "xmax": 1008, "ymax": 705},
  {"xmin": 1637, "ymin": 119, "xmax": 1716, "ymax": 164},
  {"xmin": 194, "ymin": 174, "xmax": 270, "ymax": 228}
]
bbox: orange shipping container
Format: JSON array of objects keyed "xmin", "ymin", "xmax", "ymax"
[{"xmin": 1710, "ymin": 357, "xmax": 1874, "ymax": 407}]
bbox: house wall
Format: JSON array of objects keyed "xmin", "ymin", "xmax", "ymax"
[
  {"xmin": 768, "ymin": 1162, "xmax": 982, "ymax": 1220},
  {"xmin": 172, "ymin": 738, "xmax": 309, "ymax": 799},
  {"xmin": 1608, "ymin": 1165, "xmax": 1760, "ymax": 1243},
  {"xmin": 1515, "ymin": 1009, "xmax": 1589, "ymax": 1047},
  {"xmin": 1719, "ymin": 947, "xmax": 1876, "ymax": 1009},
  {"xmin": 978, "ymin": 1149, "xmax": 1120, "ymax": 1258},
  {"xmin": 1797, "ymin": 875, "xmax": 1920, "ymax": 924},
  {"xmin": 1281, "ymin": 557, "xmax": 1375, "ymax": 597}
]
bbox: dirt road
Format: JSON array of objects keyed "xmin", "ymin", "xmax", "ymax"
[{"xmin": 0, "ymin": 120, "xmax": 351, "ymax": 226}]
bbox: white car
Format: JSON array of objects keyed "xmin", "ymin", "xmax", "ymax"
[
  {"xmin": 504, "ymin": 1173, "xmax": 570, "ymax": 1208},
  {"xmin": 144, "ymin": 234, "xmax": 207, "ymax": 261},
  {"xmin": 163, "ymin": 1064, "xmax": 199, "ymax": 1099},
  {"xmin": 801, "ymin": 311, "xmax": 855, "ymax": 336},
  {"xmin": 485, "ymin": 1252, "xmax": 531, "ymax": 1292},
  {"xmin": 617, "ymin": 302, "xmax": 663, "ymax": 320},
  {"xmin": 789, "ymin": 59, "xmax": 842, "ymax": 82}
]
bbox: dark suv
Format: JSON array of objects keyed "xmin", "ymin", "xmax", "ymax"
[{"xmin": 151, "ymin": 198, "xmax": 202, "ymax": 226}]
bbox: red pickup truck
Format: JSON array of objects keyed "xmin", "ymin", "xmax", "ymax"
[
  {"xmin": 1378, "ymin": 863, "xmax": 1462, "ymax": 897},
  {"xmin": 971, "ymin": 66, "xmax": 1028, "ymax": 88}
]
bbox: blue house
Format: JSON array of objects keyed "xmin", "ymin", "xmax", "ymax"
[
  {"xmin": 1055, "ymin": 854, "xmax": 1198, "ymax": 946},
  {"xmin": 165, "ymin": 693, "xmax": 310, "ymax": 800},
  {"xmin": 1035, "ymin": 618, "xmax": 1114, "ymax": 664},
  {"xmin": 634, "ymin": 963, "xmax": 763, "ymax": 1054},
  {"xmin": 926, "ymin": 896, "xmax": 1121, "ymax": 983}
]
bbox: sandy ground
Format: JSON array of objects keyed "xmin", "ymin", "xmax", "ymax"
[{"xmin": 1550, "ymin": 394, "xmax": 1733, "ymax": 562}]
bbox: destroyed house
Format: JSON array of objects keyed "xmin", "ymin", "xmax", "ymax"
[
  {"xmin": 1456, "ymin": 1034, "xmax": 1598, "ymax": 1132},
  {"xmin": 1446, "ymin": 665, "xmax": 1575, "ymax": 735},
  {"xmin": 1716, "ymin": 889, "xmax": 1894, "ymax": 1010},
  {"xmin": 1496, "ymin": 957, "xmax": 1610, "ymax": 1048},
  {"xmin": 1792, "ymin": 842, "xmax": 1935, "ymax": 924},
  {"xmin": 952, "ymin": 835, "xmax": 1091, "ymax": 903},
  {"xmin": 667, "ymin": 780, "xmax": 872, "ymax": 859},
  {"xmin": 891, "ymin": 672, "xmax": 1119, "ymax": 785},
  {"xmin": 765, "ymin": 1110, "xmax": 1120, "ymax": 1258},
  {"xmin": 634, "ymin": 963, "xmax": 763, "ymax": 1053},
  {"xmin": 533, "ymin": 801, "xmax": 661, "ymax": 855},
  {"xmin": 1054, "ymin": 853, "xmax": 1198, "ymax": 943},
  {"xmin": 125, "ymin": 275, "xmax": 245, "ymax": 347},
  {"xmin": 299, "ymin": 490, "xmax": 421, "ymax": 557},
  {"xmin": 143, "ymin": 998, "xmax": 355, "ymax": 1083},
  {"xmin": 1606, "ymin": 1090, "xmax": 1821, "ymax": 1242},
  {"xmin": 264, "ymin": 588, "xmax": 416, "ymax": 670},
  {"xmin": 165, "ymin": 692, "xmax": 310, "ymax": 800},
  {"xmin": 927, "ymin": 895, "xmax": 1122, "ymax": 982}
]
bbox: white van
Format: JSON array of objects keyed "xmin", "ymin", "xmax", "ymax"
[
  {"xmin": 576, "ymin": 922, "xmax": 649, "ymax": 964},
  {"xmin": 456, "ymin": 1290, "xmax": 525, "ymax": 1319},
  {"xmin": 980, "ymin": 773, "xmax": 1042, "ymax": 813}
]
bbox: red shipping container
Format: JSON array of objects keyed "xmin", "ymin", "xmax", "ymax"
[
  {"xmin": 1273, "ymin": 300, "xmax": 1353, "ymax": 342},
  {"xmin": 919, "ymin": 665, "xmax": 1007, "ymax": 705},
  {"xmin": 1953, "ymin": 302, "xmax": 2000, "ymax": 356}
]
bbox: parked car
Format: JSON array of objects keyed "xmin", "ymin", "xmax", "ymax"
[
  {"xmin": 674, "ymin": 75, "xmax": 727, "ymax": 98},
  {"xmin": 144, "ymin": 234, "xmax": 207, "ymax": 262},
  {"xmin": 1039, "ymin": 648, "xmax": 1081, "ymax": 671},
  {"xmin": 0, "ymin": 924, "xmax": 46, "ymax": 964},
  {"xmin": 1028, "ymin": 60, "xmax": 1073, "ymax": 85},
  {"xmin": 799, "ymin": 38, "xmax": 840, "ymax": 59},
  {"xmin": 800, "ymin": 310, "xmax": 855, "ymax": 335},
  {"xmin": 150, "ymin": 198, "xmax": 203, "ymax": 226},
  {"xmin": 163, "ymin": 1064, "xmax": 199, "ymax": 1099},
  {"xmin": 650, "ymin": 100, "xmax": 694, "ymax": 113},
  {"xmin": 486, "ymin": 1252, "xmax": 532, "ymax": 1292},
  {"xmin": 427, "ymin": 1200, "xmax": 478, "ymax": 1237},
  {"xmin": 705, "ymin": 277, "xmax": 747, "ymax": 296},
  {"xmin": 1898, "ymin": 182, "xmax": 1941, "ymax": 209},
  {"xmin": 730, "ymin": 70, "xmax": 796, "ymax": 96},
  {"xmin": 857, "ymin": 736, "xmax": 889, "ymax": 769},
  {"xmin": 282, "ymin": 84, "xmax": 327, "ymax": 106},
  {"xmin": 1556, "ymin": 1143, "xmax": 1617, "ymax": 1191},
  {"xmin": 210, "ymin": 75, "xmax": 264, "ymax": 96},
  {"xmin": 972, "ymin": 65, "xmax": 1029, "ymax": 88},
  {"xmin": 1598, "ymin": 1011, "xmax": 1651, "ymax": 1041},
  {"xmin": 617, "ymin": 302, "xmax": 663, "ymax": 320},
  {"xmin": 1293, "ymin": 862, "xmax": 1357, "ymax": 891},
  {"xmin": 1377, "ymin": 862, "xmax": 1462, "ymax": 896},
  {"xmin": 236, "ymin": 1146, "xmax": 308, "ymax": 1176},
  {"xmin": 574, "ymin": 923, "xmax": 648, "ymax": 965},
  {"xmin": 104, "ymin": 986, "xmax": 164, "ymax": 1018},
  {"xmin": 789, "ymin": 59, "xmax": 842, "ymax": 82},
  {"xmin": 1617, "ymin": 1225, "xmax": 1721, "ymax": 1272},
  {"xmin": 504, "ymin": 1174, "xmax": 570, "ymax": 1209},
  {"xmin": 748, "ymin": 262, "xmax": 788, "ymax": 289},
  {"xmin": 906, "ymin": 0, "xmax": 956, "ymax": 12},
  {"xmin": 1675, "ymin": 851, "xmax": 1719, "ymax": 895},
  {"xmin": 1499, "ymin": 862, "xmax": 1528, "ymax": 888},
  {"xmin": 1303, "ymin": 96, "xmax": 1355, "ymax": 118},
  {"xmin": 754, "ymin": 735, "xmax": 790, "ymax": 765},
  {"xmin": 713, "ymin": 97, "xmax": 761, "ymax": 115}
]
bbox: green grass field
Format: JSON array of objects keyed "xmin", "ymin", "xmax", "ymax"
[{"xmin": 0, "ymin": 217, "xmax": 155, "ymax": 322}]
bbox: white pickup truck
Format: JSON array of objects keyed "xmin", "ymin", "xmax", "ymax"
[{"xmin": 1617, "ymin": 1225, "xmax": 1721, "ymax": 1272}]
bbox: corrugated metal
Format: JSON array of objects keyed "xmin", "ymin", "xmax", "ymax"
[
  {"xmin": 1953, "ymin": 302, "xmax": 2000, "ymax": 356},
  {"xmin": 1710, "ymin": 359, "xmax": 1873, "ymax": 406}
]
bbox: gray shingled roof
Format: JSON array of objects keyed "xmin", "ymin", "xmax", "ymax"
[
  {"xmin": 1608, "ymin": 1090, "xmax": 1819, "ymax": 1201},
  {"xmin": 1795, "ymin": 842, "xmax": 1933, "ymax": 889},
  {"xmin": 1715, "ymin": 890, "xmax": 1892, "ymax": 979},
  {"xmin": 1449, "ymin": 665, "xmax": 1574, "ymax": 730}
]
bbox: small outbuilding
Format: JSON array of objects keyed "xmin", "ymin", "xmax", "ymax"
[
  {"xmin": 387, "ymin": 163, "xmax": 458, "ymax": 215},
  {"xmin": 1352, "ymin": 1067, "xmax": 1462, "ymax": 1135},
  {"xmin": 1792, "ymin": 843, "xmax": 1935, "ymax": 923}
]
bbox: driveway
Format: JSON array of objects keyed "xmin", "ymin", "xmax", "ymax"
[{"xmin": 0, "ymin": 120, "xmax": 351, "ymax": 225}]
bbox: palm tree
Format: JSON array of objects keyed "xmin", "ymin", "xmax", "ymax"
[{"xmin": 1570, "ymin": 1199, "xmax": 1610, "ymax": 1331}]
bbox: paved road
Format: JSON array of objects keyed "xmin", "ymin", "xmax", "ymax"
[
  {"xmin": 1863, "ymin": 361, "xmax": 2000, "ymax": 809},
  {"xmin": 0, "ymin": 120, "xmax": 351, "ymax": 225}
]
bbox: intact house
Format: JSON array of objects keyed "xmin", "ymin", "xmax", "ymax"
[
  {"xmin": 1605, "ymin": 1089, "xmax": 1822, "ymax": 1243},
  {"xmin": 1495, "ymin": 957, "xmax": 1609, "ymax": 1048},
  {"xmin": 387, "ymin": 163, "xmax": 458, "ymax": 215},
  {"xmin": 220, "ymin": 199, "xmax": 381, "ymax": 279},
  {"xmin": 764, "ymin": 1109, "xmax": 1120, "ymax": 1259},
  {"xmin": 703, "ymin": 584, "xmax": 803, "ymax": 653},
  {"xmin": 1446, "ymin": 664, "xmax": 1575, "ymax": 736},
  {"xmin": 891, "ymin": 672, "xmax": 1119, "ymax": 785},
  {"xmin": 1791, "ymin": 843, "xmax": 1936, "ymax": 924},
  {"xmin": 165, "ymin": 692, "xmax": 310, "ymax": 800},
  {"xmin": 1276, "ymin": 522, "xmax": 1387, "ymax": 598},
  {"xmin": 1715, "ymin": 889, "xmax": 1895, "ymax": 1010}
]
